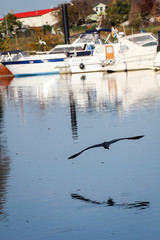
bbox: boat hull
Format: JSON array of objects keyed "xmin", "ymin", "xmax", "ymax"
[
  {"xmin": 60, "ymin": 56, "xmax": 108, "ymax": 74},
  {"xmin": 106, "ymin": 49, "xmax": 156, "ymax": 72},
  {"xmin": 0, "ymin": 63, "xmax": 13, "ymax": 76},
  {"xmin": 2, "ymin": 58, "xmax": 65, "ymax": 77}
]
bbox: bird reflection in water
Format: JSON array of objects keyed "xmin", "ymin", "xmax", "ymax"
[{"xmin": 71, "ymin": 193, "xmax": 150, "ymax": 210}]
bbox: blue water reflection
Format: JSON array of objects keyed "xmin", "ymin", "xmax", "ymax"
[{"xmin": 0, "ymin": 70, "xmax": 160, "ymax": 239}]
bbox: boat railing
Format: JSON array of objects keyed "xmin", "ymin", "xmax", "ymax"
[{"xmin": 24, "ymin": 51, "xmax": 49, "ymax": 55}]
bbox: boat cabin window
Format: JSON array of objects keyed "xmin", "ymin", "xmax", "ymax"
[
  {"xmin": 75, "ymin": 33, "xmax": 102, "ymax": 44},
  {"xmin": 49, "ymin": 46, "xmax": 83, "ymax": 54},
  {"xmin": 142, "ymin": 41, "xmax": 157, "ymax": 47},
  {"xmin": 0, "ymin": 50, "xmax": 26, "ymax": 61},
  {"xmin": 127, "ymin": 34, "xmax": 157, "ymax": 46}
]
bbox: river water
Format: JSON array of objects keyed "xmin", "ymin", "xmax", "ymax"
[{"xmin": 0, "ymin": 70, "xmax": 160, "ymax": 240}]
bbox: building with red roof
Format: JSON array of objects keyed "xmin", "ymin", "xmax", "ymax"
[{"xmin": 0, "ymin": 7, "xmax": 59, "ymax": 28}]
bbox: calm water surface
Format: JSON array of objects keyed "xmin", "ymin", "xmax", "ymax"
[{"xmin": 0, "ymin": 70, "xmax": 160, "ymax": 240}]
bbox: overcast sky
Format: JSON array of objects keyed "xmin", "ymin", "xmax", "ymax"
[{"xmin": 0, "ymin": 0, "xmax": 70, "ymax": 18}]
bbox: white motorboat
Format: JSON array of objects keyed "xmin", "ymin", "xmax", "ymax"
[
  {"xmin": 2, "ymin": 51, "xmax": 66, "ymax": 77},
  {"xmin": 59, "ymin": 31, "xmax": 157, "ymax": 74},
  {"xmin": 59, "ymin": 43, "xmax": 117, "ymax": 74},
  {"xmin": 106, "ymin": 32, "xmax": 157, "ymax": 72},
  {"xmin": 2, "ymin": 30, "xmax": 157, "ymax": 76}
]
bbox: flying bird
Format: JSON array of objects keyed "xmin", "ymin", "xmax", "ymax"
[{"xmin": 68, "ymin": 135, "xmax": 144, "ymax": 159}]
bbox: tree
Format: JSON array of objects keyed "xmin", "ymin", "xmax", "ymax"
[
  {"xmin": 0, "ymin": 13, "xmax": 22, "ymax": 37},
  {"xmin": 0, "ymin": 38, "xmax": 9, "ymax": 51},
  {"xmin": 129, "ymin": 0, "xmax": 160, "ymax": 25},
  {"xmin": 54, "ymin": 1, "xmax": 94, "ymax": 29},
  {"xmin": 105, "ymin": 0, "xmax": 131, "ymax": 26}
]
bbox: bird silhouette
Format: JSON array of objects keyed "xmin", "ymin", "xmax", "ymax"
[{"xmin": 68, "ymin": 135, "xmax": 144, "ymax": 159}]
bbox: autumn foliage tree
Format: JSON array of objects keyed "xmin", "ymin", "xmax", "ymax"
[
  {"xmin": 0, "ymin": 38, "xmax": 9, "ymax": 51},
  {"xmin": 129, "ymin": 0, "xmax": 160, "ymax": 26}
]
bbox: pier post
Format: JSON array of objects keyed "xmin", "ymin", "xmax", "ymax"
[
  {"xmin": 157, "ymin": 31, "xmax": 160, "ymax": 52},
  {"xmin": 62, "ymin": 4, "xmax": 70, "ymax": 44}
]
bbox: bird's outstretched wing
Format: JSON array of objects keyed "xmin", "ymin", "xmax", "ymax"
[
  {"xmin": 68, "ymin": 143, "xmax": 103, "ymax": 159},
  {"xmin": 68, "ymin": 135, "xmax": 144, "ymax": 159},
  {"xmin": 107, "ymin": 135, "xmax": 144, "ymax": 147}
]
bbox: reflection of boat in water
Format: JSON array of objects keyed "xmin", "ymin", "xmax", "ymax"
[
  {"xmin": 0, "ymin": 76, "xmax": 14, "ymax": 88},
  {"xmin": 107, "ymin": 70, "xmax": 160, "ymax": 110},
  {"xmin": 8, "ymin": 70, "xmax": 160, "ymax": 111},
  {"xmin": 0, "ymin": 62, "xmax": 14, "ymax": 91},
  {"xmin": 67, "ymin": 70, "xmax": 160, "ymax": 113},
  {"xmin": 6, "ymin": 70, "xmax": 160, "ymax": 140},
  {"xmin": 9, "ymin": 73, "xmax": 61, "ymax": 87},
  {"xmin": 9, "ymin": 74, "xmax": 62, "ymax": 105}
]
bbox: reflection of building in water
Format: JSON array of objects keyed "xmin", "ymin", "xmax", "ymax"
[{"xmin": 0, "ymin": 94, "xmax": 10, "ymax": 223}]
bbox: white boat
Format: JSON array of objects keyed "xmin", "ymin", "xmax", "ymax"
[
  {"xmin": 59, "ymin": 31, "xmax": 157, "ymax": 74},
  {"xmin": 2, "ymin": 52, "xmax": 66, "ymax": 77},
  {"xmin": 1, "ymin": 29, "xmax": 110, "ymax": 77},
  {"xmin": 2, "ymin": 30, "xmax": 157, "ymax": 76},
  {"xmin": 59, "ymin": 43, "xmax": 117, "ymax": 74},
  {"xmin": 106, "ymin": 32, "xmax": 157, "ymax": 72}
]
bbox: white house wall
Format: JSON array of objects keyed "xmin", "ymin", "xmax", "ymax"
[
  {"xmin": 93, "ymin": 3, "xmax": 107, "ymax": 15},
  {"xmin": 20, "ymin": 16, "xmax": 42, "ymax": 27},
  {"xmin": 19, "ymin": 12, "xmax": 58, "ymax": 27},
  {"xmin": 41, "ymin": 12, "xmax": 58, "ymax": 26},
  {"xmin": 88, "ymin": 3, "xmax": 107, "ymax": 22}
]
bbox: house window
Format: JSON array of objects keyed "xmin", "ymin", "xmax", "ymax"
[
  {"xmin": 100, "ymin": 7, "xmax": 103, "ymax": 12},
  {"xmin": 96, "ymin": 7, "xmax": 98, "ymax": 11}
]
